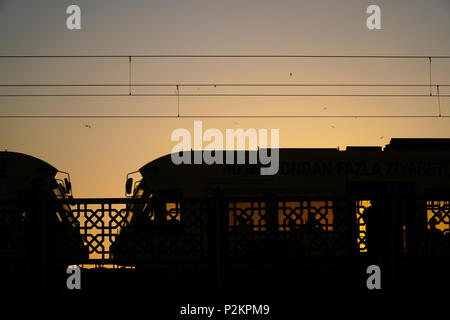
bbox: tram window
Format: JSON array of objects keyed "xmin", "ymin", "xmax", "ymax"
[
  {"xmin": 166, "ymin": 202, "xmax": 181, "ymax": 221},
  {"xmin": 277, "ymin": 200, "xmax": 334, "ymax": 232},
  {"xmin": 55, "ymin": 211, "xmax": 63, "ymax": 223},
  {"xmin": 228, "ymin": 201, "xmax": 266, "ymax": 231},
  {"xmin": 59, "ymin": 204, "xmax": 78, "ymax": 227},
  {"xmin": 134, "ymin": 188, "xmax": 144, "ymax": 199},
  {"xmin": 356, "ymin": 200, "xmax": 371, "ymax": 253},
  {"xmin": 52, "ymin": 187, "xmax": 64, "ymax": 199},
  {"xmin": 426, "ymin": 201, "xmax": 450, "ymax": 234},
  {"xmin": 142, "ymin": 202, "xmax": 155, "ymax": 221}
]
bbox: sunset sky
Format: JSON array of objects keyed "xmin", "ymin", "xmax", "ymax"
[{"xmin": 0, "ymin": 0, "xmax": 449, "ymax": 197}]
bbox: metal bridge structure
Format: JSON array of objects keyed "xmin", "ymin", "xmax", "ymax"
[{"xmin": 2, "ymin": 194, "xmax": 448, "ymax": 295}]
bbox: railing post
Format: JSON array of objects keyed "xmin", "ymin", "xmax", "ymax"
[{"xmin": 214, "ymin": 190, "xmax": 225, "ymax": 295}]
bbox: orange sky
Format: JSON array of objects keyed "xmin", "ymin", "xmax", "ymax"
[{"xmin": 0, "ymin": 0, "xmax": 449, "ymax": 197}]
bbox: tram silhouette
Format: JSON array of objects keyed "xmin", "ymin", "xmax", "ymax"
[
  {"xmin": 0, "ymin": 151, "xmax": 89, "ymax": 294},
  {"xmin": 111, "ymin": 138, "xmax": 450, "ymax": 295}
]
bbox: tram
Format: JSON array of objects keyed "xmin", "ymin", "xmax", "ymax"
[
  {"xmin": 112, "ymin": 139, "xmax": 450, "ymax": 295},
  {"xmin": 0, "ymin": 151, "xmax": 89, "ymax": 293}
]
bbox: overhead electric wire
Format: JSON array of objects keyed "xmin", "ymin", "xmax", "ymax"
[
  {"xmin": 0, "ymin": 115, "xmax": 448, "ymax": 119},
  {"xmin": 0, "ymin": 55, "xmax": 450, "ymax": 58},
  {"xmin": 0, "ymin": 94, "xmax": 449, "ymax": 97},
  {"xmin": 1, "ymin": 82, "xmax": 448, "ymax": 97},
  {"xmin": 0, "ymin": 55, "xmax": 449, "ymax": 118},
  {"xmin": 0, "ymin": 83, "xmax": 449, "ymax": 87}
]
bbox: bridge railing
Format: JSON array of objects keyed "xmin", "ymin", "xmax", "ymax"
[{"xmin": 1, "ymin": 195, "xmax": 449, "ymax": 267}]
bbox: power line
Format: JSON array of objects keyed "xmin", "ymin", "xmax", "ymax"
[
  {"xmin": 437, "ymin": 85, "xmax": 442, "ymax": 117},
  {"xmin": 0, "ymin": 55, "xmax": 450, "ymax": 58},
  {"xmin": 0, "ymin": 83, "xmax": 449, "ymax": 87},
  {"xmin": 1, "ymin": 83, "xmax": 447, "ymax": 97},
  {"xmin": 1, "ymin": 115, "xmax": 448, "ymax": 119},
  {"xmin": 0, "ymin": 55, "xmax": 448, "ymax": 117},
  {"xmin": 128, "ymin": 56, "xmax": 132, "ymax": 96},
  {"xmin": 0, "ymin": 94, "xmax": 448, "ymax": 97}
]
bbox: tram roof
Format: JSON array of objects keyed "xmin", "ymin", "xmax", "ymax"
[{"xmin": 0, "ymin": 151, "xmax": 58, "ymax": 178}]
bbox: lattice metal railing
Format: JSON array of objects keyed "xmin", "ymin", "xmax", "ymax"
[
  {"xmin": 423, "ymin": 200, "xmax": 450, "ymax": 255},
  {"xmin": 68, "ymin": 200, "xmax": 128, "ymax": 261},
  {"xmin": 1, "ymin": 195, "xmax": 450, "ymax": 268}
]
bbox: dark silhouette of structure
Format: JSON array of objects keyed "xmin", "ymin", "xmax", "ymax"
[
  {"xmin": 110, "ymin": 138, "xmax": 450, "ymax": 295},
  {"xmin": 0, "ymin": 152, "xmax": 89, "ymax": 295},
  {"xmin": 2, "ymin": 139, "xmax": 450, "ymax": 296}
]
